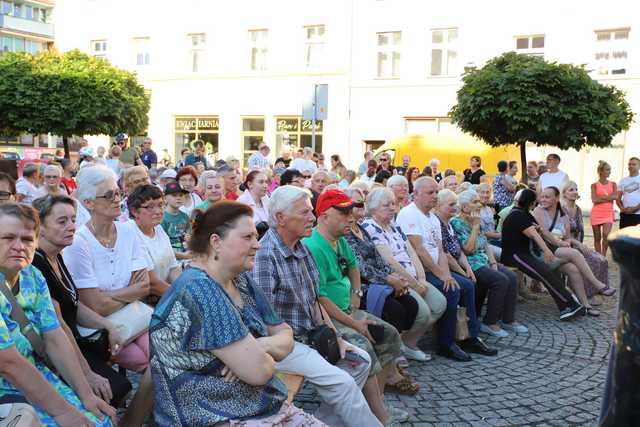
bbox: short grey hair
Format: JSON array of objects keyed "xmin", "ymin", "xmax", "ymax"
[
  {"xmin": 437, "ymin": 189, "xmax": 458, "ymax": 206},
  {"xmin": 349, "ymin": 180, "xmax": 371, "ymax": 193},
  {"xmin": 303, "ymin": 146, "xmax": 313, "ymax": 156},
  {"xmin": 76, "ymin": 165, "xmax": 117, "ymax": 202},
  {"xmin": 476, "ymin": 182, "xmax": 491, "ymax": 192},
  {"xmin": 44, "ymin": 164, "xmax": 62, "ymax": 177},
  {"xmin": 268, "ymin": 185, "xmax": 311, "ymax": 228},
  {"xmin": 386, "ymin": 175, "xmax": 408, "ymax": 188},
  {"xmin": 343, "ymin": 187, "xmax": 364, "ymax": 202},
  {"xmin": 312, "ymin": 170, "xmax": 329, "ymax": 179},
  {"xmin": 456, "ymin": 181, "xmax": 472, "ymax": 194},
  {"xmin": 413, "ymin": 176, "xmax": 436, "ymax": 193},
  {"xmin": 23, "ymin": 163, "xmax": 40, "ymax": 178},
  {"xmin": 198, "ymin": 170, "xmax": 219, "ymax": 189},
  {"xmin": 430, "ymin": 158, "xmax": 440, "ymax": 167},
  {"xmin": 365, "ymin": 187, "xmax": 395, "ymax": 216},
  {"xmin": 457, "ymin": 189, "xmax": 479, "ymax": 208}
]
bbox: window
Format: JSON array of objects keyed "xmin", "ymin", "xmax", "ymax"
[
  {"xmin": 91, "ymin": 40, "xmax": 107, "ymax": 58},
  {"xmin": 24, "ymin": 5, "xmax": 31, "ymax": 19},
  {"xmin": 595, "ymin": 29, "xmax": 629, "ymax": 75},
  {"xmin": 188, "ymin": 33, "xmax": 206, "ymax": 73},
  {"xmin": 430, "ymin": 28, "xmax": 458, "ymax": 76},
  {"xmin": 304, "ymin": 25, "xmax": 325, "ymax": 69},
  {"xmin": 275, "ymin": 116, "xmax": 323, "ymax": 156},
  {"xmin": 1, "ymin": 1, "xmax": 12, "ymax": 15},
  {"xmin": 12, "ymin": 2, "xmax": 21, "ymax": 18},
  {"xmin": 241, "ymin": 116, "xmax": 265, "ymax": 167},
  {"xmin": 174, "ymin": 116, "xmax": 219, "ymax": 162},
  {"xmin": 1, "ymin": 36, "xmax": 12, "ymax": 52},
  {"xmin": 249, "ymin": 29, "xmax": 268, "ymax": 71},
  {"xmin": 515, "ymin": 35, "xmax": 545, "ymax": 57},
  {"xmin": 377, "ymin": 31, "xmax": 401, "ymax": 78},
  {"xmin": 133, "ymin": 37, "xmax": 151, "ymax": 66}
]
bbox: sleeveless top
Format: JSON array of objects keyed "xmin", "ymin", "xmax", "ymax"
[{"xmin": 541, "ymin": 207, "xmax": 567, "ymax": 237}]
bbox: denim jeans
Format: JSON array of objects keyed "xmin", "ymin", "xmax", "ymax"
[{"xmin": 425, "ymin": 272, "xmax": 479, "ymax": 349}]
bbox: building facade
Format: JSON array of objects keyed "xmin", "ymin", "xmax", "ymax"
[{"xmin": 53, "ymin": 0, "xmax": 639, "ymax": 197}]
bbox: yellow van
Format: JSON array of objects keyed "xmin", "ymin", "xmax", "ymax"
[{"xmin": 374, "ymin": 134, "xmax": 520, "ymax": 177}]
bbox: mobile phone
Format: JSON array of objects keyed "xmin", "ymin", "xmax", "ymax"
[
  {"xmin": 343, "ymin": 351, "xmax": 368, "ymax": 365},
  {"xmin": 367, "ymin": 324, "xmax": 385, "ymax": 342}
]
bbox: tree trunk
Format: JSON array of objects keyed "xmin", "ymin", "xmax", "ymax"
[
  {"xmin": 63, "ymin": 135, "xmax": 70, "ymax": 159},
  {"xmin": 519, "ymin": 143, "xmax": 528, "ymax": 185}
]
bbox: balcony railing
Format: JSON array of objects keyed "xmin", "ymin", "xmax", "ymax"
[{"xmin": 0, "ymin": 14, "xmax": 54, "ymax": 39}]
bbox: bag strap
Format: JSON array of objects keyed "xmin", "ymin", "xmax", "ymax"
[
  {"xmin": 0, "ymin": 281, "xmax": 54, "ymax": 371},
  {"xmin": 548, "ymin": 207, "xmax": 560, "ymax": 232}
]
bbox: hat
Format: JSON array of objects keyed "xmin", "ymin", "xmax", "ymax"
[
  {"xmin": 78, "ymin": 147, "xmax": 95, "ymax": 158},
  {"xmin": 115, "ymin": 133, "xmax": 129, "ymax": 142},
  {"xmin": 164, "ymin": 181, "xmax": 188, "ymax": 195},
  {"xmin": 315, "ymin": 189, "xmax": 364, "ymax": 217},
  {"xmin": 159, "ymin": 169, "xmax": 177, "ymax": 180},
  {"xmin": 225, "ymin": 155, "xmax": 239, "ymax": 163}
]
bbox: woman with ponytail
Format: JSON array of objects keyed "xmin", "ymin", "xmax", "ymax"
[
  {"xmin": 533, "ymin": 186, "xmax": 615, "ymax": 316},
  {"xmin": 590, "ymin": 161, "xmax": 616, "ymax": 256}
]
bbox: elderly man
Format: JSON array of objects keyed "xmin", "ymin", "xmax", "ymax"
[
  {"xmin": 310, "ymin": 170, "xmax": 329, "ymax": 210},
  {"xmin": 140, "ymin": 137, "xmax": 158, "ymax": 169},
  {"xmin": 247, "ymin": 141, "xmax": 273, "ymax": 171},
  {"xmin": 252, "ymin": 185, "xmax": 382, "ymax": 427},
  {"xmin": 215, "ymin": 164, "xmax": 241, "ymax": 200},
  {"xmin": 42, "ymin": 164, "xmax": 67, "ymax": 196},
  {"xmin": 304, "ymin": 189, "xmax": 409, "ymax": 425},
  {"xmin": 16, "ymin": 163, "xmax": 46, "ymax": 204},
  {"xmin": 396, "ymin": 177, "xmax": 497, "ymax": 362},
  {"xmin": 290, "ymin": 146, "xmax": 318, "ymax": 175}
]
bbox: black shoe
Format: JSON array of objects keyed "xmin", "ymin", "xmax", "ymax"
[
  {"xmin": 559, "ymin": 304, "xmax": 584, "ymax": 321},
  {"xmin": 460, "ymin": 337, "xmax": 498, "ymax": 356},
  {"xmin": 437, "ymin": 343, "xmax": 472, "ymax": 362}
]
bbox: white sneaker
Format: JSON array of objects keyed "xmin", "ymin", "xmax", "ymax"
[
  {"xmin": 401, "ymin": 344, "xmax": 430, "ymax": 362},
  {"xmin": 503, "ymin": 323, "xmax": 529, "ymax": 334},
  {"xmin": 480, "ymin": 323, "xmax": 509, "ymax": 338},
  {"xmin": 395, "ymin": 356, "xmax": 409, "ymax": 368}
]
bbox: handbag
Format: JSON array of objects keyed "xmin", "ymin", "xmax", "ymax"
[
  {"xmin": 307, "ymin": 297, "xmax": 340, "ymax": 365},
  {"xmin": 0, "ymin": 395, "xmax": 41, "ymax": 427},
  {"xmin": 76, "ymin": 301, "xmax": 153, "ymax": 345},
  {"xmin": 76, "ymin": 328, "xmax": 110, "ymax": 362},
  {"xmin": 455, "ymin": 307, "xmax": 470, "ymax": 341}
]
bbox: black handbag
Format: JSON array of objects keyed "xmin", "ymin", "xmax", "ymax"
[
  {"xmin": 307, "ymin": 298, "xmax": 340, "ymax": 365},
  {"xmin": 76, "ymin": 328, "xmax": 111, "ymax": 362}
]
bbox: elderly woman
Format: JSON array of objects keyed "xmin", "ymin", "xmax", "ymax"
[
  {"xmin": 387, "ymin": 175, "xmax": 410, "ymax": 210},
  {"xmin": 343, "ymin": 188, "xmax": 421, "ymax": 395},
  {"xmin": 561, "ymin": 180, "xmax": 609, "ymax": 307},
  {"xmin": 533, "ymin": 186, "xmax": 615, "ymax": 316},
  {"xmin": 361, "ymin": 188, "xmax": 446, "ymax": 362},
  {"xmin": 119, "ymin": 166, "xmax": 150, "ymax": 222},
  {"xmin": 237, "ymin": 170, "xmax": 270, "ymax": 225},
  {"xmin": 128, "ymin": 185, "xmax": 181, "ymax": 298},
  {"xmin": 195, "ymin": 170, "xmax": 225, "ymax": 211},
  {"xmin": 176, "ymin": 166, "xmax": 203, "ymax": 216},
  {"xmin": 0, "ymin": 203, "xmax": 115, "ymax": 426},
  {"xmin": 63, "ymin": 165, "xmax": 151, "ymax": 373},
  {"xmin": 150, "ymin": 201, "xmax": 324, "ymax": 426},
  {"xmin": 440, "ymin": 174, "xmax": 458, "ymax": 192},
  {"xmin": 450, "ymin": 190, "xmax": 527, "ymax": 337},
  {"xmin": 43, "ymin": 164, "xmax": 67, "ymax": 196},
  {"xmin": 338, "ymin": 170, "xmax": 357, "ymax": 189},
  {"xmin": 501, "ymin": 189, "xmax": 584, "ymax": 321},
  {"xmin": 31, "ymin": 195, "xmax": 132, "ymax": 407}
]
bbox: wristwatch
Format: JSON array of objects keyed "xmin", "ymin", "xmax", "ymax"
[{"xmin": 351, "ymin": 288, "xmax": 364, "ymax": 298}]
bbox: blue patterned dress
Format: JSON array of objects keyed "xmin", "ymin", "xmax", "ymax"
[
  {"xmin": 0, "ymin": 266, "xmax": 112, "ymax": 426},
  {"xmin": 150, "ymin": 267, "xmax": 288, "ymax": 426}
]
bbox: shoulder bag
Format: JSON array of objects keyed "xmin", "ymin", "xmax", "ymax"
[
  {"xmin": 307, "ymin": 279, "xmax": 340, "ymax": 365},
  {"xmin": 529, "ymin": 208, "xmax": 567, "ymax": 270},
  {"xmin": 76, "ymin": 301, "xmax": 153, "ymax": 346},
  {"xmin": 0, "ymin": 395, "xmax": 40, "ymax": 427}
]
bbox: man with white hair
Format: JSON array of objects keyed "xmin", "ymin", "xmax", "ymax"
[
  {"xmin": 290, "ymin": 146, "xmax": 318, "ymax": 175},
  {"xmin": 310, "ymin": 170, "xmax": 330, "ymax": 210},
  {"xmin": 430, "ymin": 158, "xmax": 442, "ymax": 183},
  {"xmin": 15, "ymin": 163, "xmax": 46, "ymax": 204},
  {"xmin": 252, "ymin": 185, "xmax": 382, "ymax": 427},
  {"xmin": 397, "ymin": 176, "xmax": 497, "ymax": 362}
]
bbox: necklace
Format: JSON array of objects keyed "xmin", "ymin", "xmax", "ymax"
[
  {"xmin": 87, "ymin": 220, "xmax": 116, "ymax": 248},
  {"xmin": 47, "ymin": 252, "xmax": 78, "ymax": 302}
]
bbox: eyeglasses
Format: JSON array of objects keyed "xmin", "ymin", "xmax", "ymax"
[
  {"xmin": 139, "ymin": 202, "xmax": 164, "ymax": 211},
  {"xmin": 380, "ymin": 158, "xmax": 389, "ymax": 162},
  {"xmin": 95, "ymin": 189, "xmax": 122, "ymax": 202},
  {"xmin": 44, "ymin": 175, "xmax": 59, "ymax": 179},
  {"xmin": 302, "ymin": 175, "xmax": 311, "ymax": 179},
  {"xmin": 0, "ymin": 191, "xmax": 13, "ymax": 200}
]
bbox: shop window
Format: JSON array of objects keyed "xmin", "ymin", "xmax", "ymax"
[
  {"xmin": 174, "ymin": 116, "xmax": 219, "ymax": 162},
  {"xmin": 274, "ymin": 116, "xmax": 323, "ymax": 156},
  {"xmin": 242, "ymin": 116, "xmax": 265, "ymax": 167}
]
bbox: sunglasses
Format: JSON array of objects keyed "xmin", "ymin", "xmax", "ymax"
[
  {"xmin": 337, "ymin": 250, "xmax": 349, "ymax": 277},
  {"xmin": 0, "ymin": 191, "xmax": 13, "ymax": 200},
  {"xmin": 302, "ymin": 174, "xmax": 311, "ymax": 179},
  {"xmin": 380, "ymin": 158, "xmax": 389, "ymax": 162}
]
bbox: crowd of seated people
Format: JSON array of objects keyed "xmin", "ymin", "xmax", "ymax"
[{"xmin": 0, "ymin": 145, "xmax": 626, "ymax": 426}]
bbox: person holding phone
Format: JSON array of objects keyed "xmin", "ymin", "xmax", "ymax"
[{"xmin": 304, "ymin": 189, "xmax": 409, "ymax": 426}]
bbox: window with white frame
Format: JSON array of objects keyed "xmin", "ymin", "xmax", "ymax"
[
  {"xmin": 595, "ymin": 29, "xmax": 629, "ymax": 75},
  {"xmin": 430, "ymin": 28, "xmax": 458, "ymax": 76},
  {"xmin": 515, "ymin": 35, "xmax": 545, "ymax": 57},
  {"xmin": 305, "ymin": 25, "xmax": 325, "ymax": 69},
  {"xmin": 188, "ymin": 33, "xmax": 205, "ymax": 73},
  {"xmin": 91, "ymin": 40, "xmax": 107, "ymax": 58},
  {"xmin": 249, "ymin": 29, "xmax": 268, "ymax": 71},
  {"xmin": 405, "ymin": 117, "xmax": 461, "ymax": 136},
  {"xmin": 133, "ymin": 37, "xmax": 151, "ymax": 66},
  {"xmin": 377, "ymin": 31, "xmax": 401, "ymax": 78}
]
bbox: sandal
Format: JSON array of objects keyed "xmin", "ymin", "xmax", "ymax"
[
  {"xmin": 385, "ymin": 376, "xmax": 420, "ymax": 395},
  {"xmin": 586, "ymin": 308, "xmax": 601, "ymax": 317},
  {"xmin": 599, "ymin": 286, "xmax": 616, "ymax": 297}
]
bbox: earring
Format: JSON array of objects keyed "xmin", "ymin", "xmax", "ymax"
[{"xmin": 214, "ymin": 253, "xmax": 219, "ymax": 261}]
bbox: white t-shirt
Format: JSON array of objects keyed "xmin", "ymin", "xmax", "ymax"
[
  {"xmin": 539, "ymin": 170, "xmax": 568, "ymax": 190},
  {"xmin": 179, "ymin": 192, "xmax": 202, "ymax": 217},
  {"xmin": 236, "ymin": 190, "xmax": 270, "ymax": 224},
  {"xmin": 63, "ymin": 221, "xmax": 149, "ymax": 291},
  {"xmin": 15, "ymin": 177, "xmax": 46, "ymax": 205},
  {"xmin": 396, "ymin": 202, "xmax": 442, "ymax": 264},
  {"xmin": 75, "ymin": 200, "xmax": 91, "ymax": 229},
  {"xmin": 131, "ymin": 222, "xmax": 179, "ymax": 282},
  {"xmin": 618, "ymin": 175, "xmax": 640, "ymax": 214},
  {"xmin": 289, "ymin": 158, "xmax": 318, "ymax": 174}
]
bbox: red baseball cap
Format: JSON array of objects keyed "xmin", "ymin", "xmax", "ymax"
[{"xmin": 315, "ymin": 189, "xmax": 364, "ymax": 217}]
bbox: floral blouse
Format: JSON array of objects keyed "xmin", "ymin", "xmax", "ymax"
[
  {"xmin": 437, "ymin": 215, "xmax": 462, "ymax": 260},
  {"xmin": 493, "ymin": 174, "xmax": 515, "ymax": 207},
  {"xmin": 451, "ymin": 217, "xmax": 490, "ymax": 272},
  {"xmin": 361, "ymin": 217, "xmax": 417, "ymax": 279},
  {"xmin": 345, "ymin": 225, "xmax": 394, "ymax": 285},
  {"xmin": 565, "ymin": 205, "xmax": 585, "ymax": 242}
]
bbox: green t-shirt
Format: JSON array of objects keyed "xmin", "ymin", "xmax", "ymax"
[
  {"xmin": 195, "ymin": 200, "xmax": 210, "ymax": 211},
  {"xmin": 120, "ymin": 147, "xmax": 140, "ymax": 166},
  {"xmin": 161, "ymin": 210, "xmax": 191, "ymax": 252},
  {"xmin": 303, "ymin": 228, "xmax": 357, "ymax": 312}
]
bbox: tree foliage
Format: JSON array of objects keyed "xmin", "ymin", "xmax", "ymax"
[
  {"xmin": 450, "ymin": 52, "xmax": 634, "ymax": 160},
  {"xmin": 0, "ymin": 49, "xmax": 150, "ymax": 155}
]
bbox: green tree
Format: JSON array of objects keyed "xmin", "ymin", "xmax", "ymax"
[
  {"xmin": 450, "ymin": 52, "xmax": 634, "ymax": 181},
  {"xmin": 0, "ymin": 49, "xmax": 150, "ymax": 157}
]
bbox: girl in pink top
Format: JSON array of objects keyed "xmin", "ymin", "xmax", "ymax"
[{"xmin": 590, "ymin": 161, "xmax": 617, "ymax": 256}]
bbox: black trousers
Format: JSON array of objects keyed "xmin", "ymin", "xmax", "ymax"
[
  {"xmin": 361, "ymin": 291, "xmax": 418, "ymax": 333},
  {"xmin": 84, "ymin": 350, "xmax": 133, "ymax": 407},
  {"xmin": 620, "ymin": 213, "xmax": 640, "ymax": 229}
]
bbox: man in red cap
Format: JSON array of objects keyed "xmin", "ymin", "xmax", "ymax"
[{"xmin": 303, "ymin": 189, "xmax": 409, "ymax": 425}]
